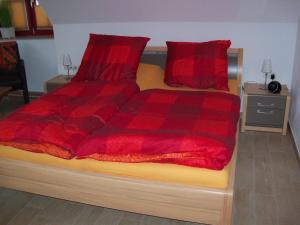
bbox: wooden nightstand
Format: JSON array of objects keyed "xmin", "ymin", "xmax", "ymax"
[
  {"xmin": 241, "ymin": 82, "xmax": 291, "ymax": 135},
  {"xmin": 44, "ymin": 75, "xmax": 72, "ymax": 93}
]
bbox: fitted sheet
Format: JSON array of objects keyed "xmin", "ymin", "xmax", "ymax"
[{"xmin": 0, "ymin": 145, "xmax": 231, "ymax": 189}]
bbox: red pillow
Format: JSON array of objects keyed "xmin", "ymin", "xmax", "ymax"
[
  {"xmin": 164, "ymin": 40, "xmax": 231, "ymax": 90},
  {"xmin": 72, "ymin": 34, "xmax": 150, "ymax": 82},
  {"xmin": 0, "ymin": 41, "xmax": 18, "ymax": 70}
]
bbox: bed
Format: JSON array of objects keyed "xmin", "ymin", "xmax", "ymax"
[{"xmin": 0, "ymin": 46, "xmax": 243, "ymax": 225}]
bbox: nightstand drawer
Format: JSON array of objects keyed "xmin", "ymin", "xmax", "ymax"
[
  {"xmin": 248, "ymin": 96, "xmax": 286, "ymax": 109},
  {"xmin": 246, "ymin": 107, "xmax": 284, "ymax": 127}
]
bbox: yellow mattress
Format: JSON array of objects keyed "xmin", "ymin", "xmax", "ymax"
[{"xmin": 0, "ymin": 145, "xmax": 231, "ymax": 189}]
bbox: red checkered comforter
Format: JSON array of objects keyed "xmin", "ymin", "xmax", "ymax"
[
  {"xmin": 77, "ymin": 89, "xmax": 240, "ymax": 170},
  {"xmin": 0, "ymin": 81, "xmax": 139, "ymax": 159}
]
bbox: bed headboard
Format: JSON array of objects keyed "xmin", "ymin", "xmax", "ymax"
[{"xmin": 141, "ymin": 46, "xmax": 243, "ymax": 81}]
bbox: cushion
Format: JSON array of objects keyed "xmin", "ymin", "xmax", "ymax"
[
  {"xmin": 164, "ymin": 40, "xmax": 231, "ymax": 90},
  {"xmin": 0, "ymin": 41, "xmax": 18, "ymax": 70},
  {"xmin": 72, "ymin": 34, "xmax": 150, "ymax": 82}
]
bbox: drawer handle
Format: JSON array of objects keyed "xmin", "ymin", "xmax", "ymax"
[
  {"xmin": 257, "ymin": 102, "xmax": 275, "ymax": 107},
  {"xmin": 257, "ymin": 109, "xmax": 274, "ymax": 115}
]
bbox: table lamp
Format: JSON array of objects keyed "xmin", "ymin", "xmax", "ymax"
[{"xmin": 261, "ymin": 59, "xmax": 272, "ymax": 89}]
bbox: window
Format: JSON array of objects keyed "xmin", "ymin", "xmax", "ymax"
[{"xmin": 9, "ymin": 0, "xmax": 53, "ymax": 37}]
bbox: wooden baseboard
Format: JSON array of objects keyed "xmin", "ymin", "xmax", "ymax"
[
  {"xmin": 288, "ymin": 124, "xmax": 300, "ymax": 160},
  {"xmin": 7, "ymin": 90, "xmax": 43, "ymax": 99}
]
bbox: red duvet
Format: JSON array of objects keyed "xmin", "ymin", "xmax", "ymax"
[
  {"xmin": 0, "ymin": 81, "xmax": 139, "ymax": 159},
  {"xmin": 77, "ymin": 90, "xmax": 240, "ymax": 170}
]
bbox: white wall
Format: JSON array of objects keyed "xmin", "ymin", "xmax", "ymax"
[
  {"xmin": 290, "ymin": 20, "xmax": 300, "ymax": 156},
  {"xmin": 40, "ymin": 0, "xmax": 300, "ymax": 24},
  {"xmin": 54, "ymin": 22, "xmax": 297, "ymax": 88},
  {"xmin": 17, "ymin": 39, "xmax": 58, "ymax": 92}
]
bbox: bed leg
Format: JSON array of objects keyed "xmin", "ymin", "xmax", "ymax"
[{"xmin": 220, "ymin": 192, "xmax": 233, "ymax": 225}]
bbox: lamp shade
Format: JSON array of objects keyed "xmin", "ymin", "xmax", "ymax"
[{"xmin": 261, "ymin": 59, "xmax": 272, "ymax": 73}]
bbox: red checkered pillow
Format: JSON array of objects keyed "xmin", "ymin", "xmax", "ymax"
[
  {"xmin": 164, "ymin": 40, "xmax": 231, "ymax": 90},
  {"xmin": 0, "ymin": 41, "xmax": 18, "ymax": 70},
  {"xmin": 72, "ymin": 34, "xmax": 150, "ymax": 82}
]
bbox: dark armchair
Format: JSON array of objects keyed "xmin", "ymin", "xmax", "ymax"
[{"xmin": 0, "ymin": 41, "xmax": 29, "ymax": 103}]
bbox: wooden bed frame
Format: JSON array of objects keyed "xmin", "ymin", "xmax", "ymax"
[{"xmin": 0, "ymin": 47, "xmax": 243, "ymax": 225}]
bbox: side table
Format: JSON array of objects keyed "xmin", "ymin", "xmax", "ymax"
[{"xmin": 44, "ymin": 75, "xmax": 72, "ymax": 93}]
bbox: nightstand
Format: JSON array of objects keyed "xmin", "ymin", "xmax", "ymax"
[
  {"xmin": 241, "ymin": 83, "xmax": 291, "ymax": 135},
  {"xmin": 44, "ymin": 75, "xmax": 72, "ymax": 93}
]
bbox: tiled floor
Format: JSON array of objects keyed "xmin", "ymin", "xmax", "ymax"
[
  {"xmin": 234, "ymin": 131, "xmax": 300, "ymax": 225},
  {"xmin": 0, "ymin": 96, "xmax": 299, "ymax": 225}
]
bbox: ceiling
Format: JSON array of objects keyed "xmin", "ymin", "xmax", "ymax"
[{"xmin": 40, "ymin": 0, "xmax": 300, "ymax": 24}]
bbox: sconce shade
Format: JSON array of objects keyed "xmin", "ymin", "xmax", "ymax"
[{"xmin": 261, "ymin": 59, "xmax": 272, "ymax": 73}]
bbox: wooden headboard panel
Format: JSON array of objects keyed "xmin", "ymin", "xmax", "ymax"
[{"xmin": 141, "ymin": 47, "xmax": 243, "ymax": 81}]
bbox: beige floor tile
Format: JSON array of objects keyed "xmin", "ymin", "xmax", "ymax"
[
  {"xmin": 122, "ymin": 211, "xmax": 144, "ymax": 222},
  {"xmin": 119, "ymin": 218, "xmax": 141, "ymax": 225},
  {"xmin": 28, "ymin": 215, "xmax": 54, "ymax": 225},
  {"xmin": 38, "ymin": 198, "xmax": 70, "ymax": 219},
  {"xmin": 254, "ymin": 155, "xmax": 274, "ymax": 195},
  {"xmin": 0, "ymin": 190, "xmax": 33, "ymax": 225},
  {"xmin": 26, "ymin": 195, "xmax": 57, "ymax": 210},
  {"xmin": 162, "ymin": 219, "xmax": 187, "ymax": 225},
  {"xmin": 238, "ymin": 131, "xmax": 255, "ymax": 152},
  {"xmin": 6, "ymin": 207, "xmax": 40, "ymax": 225},
  {"xmin": 236, "ymin": 151, "xmax": 254, "ymax": 189},
  {"xmin": 73, "ymin": 205, "xmax": 104, "ymax": 225},
  {"xmin": 233, "ymin": 188, "xmax": 255, "ymax": 225},
  {"xmin": 267, "ymin": 132, "xmax": 293, "ymax": 153},
  {"xmin": 184, "ymin": 222, "xmax": 204, "ymax": 225},
  {"xmin": 292, "ymin": 189, "xmax": 300, "ymax": 214},
  {"xmin": 270, "ymin": 152, "xmax": 293, "ymax": 190},
  {"xmin": 252, "ymin": 133, "xmax": 269, "ymax": 158},
  {"xmin": 273, "ymin": 190, "xmax": 299, "ymax": 225},
  {"xmin": 0, "ymin": 187, "xmax": 5, "ymax": 193},
  {"xmin": 255, "ymin": 194, "xmax": 277, "ymax": 225},
  {"xmin": 159, "ymin": 218, "xmax": 188, "ymax": 225},
  {"xmin": 94, "ymin": 208, "xmax": 123, "ymax": 225},
  {"xmin": 55, "ymin": 202, "xmax": 84, "ymax": 225},
  {"xmin": 285, "ymin": 151, "xmax": 300, "ymax": 191},
  {"xmin": 142, "ymin": 215, "xmax": 171, "ymax": 225},
  {"xmin": 34, "ymin": 197, "xmax": 83, "ymax": 225}
]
